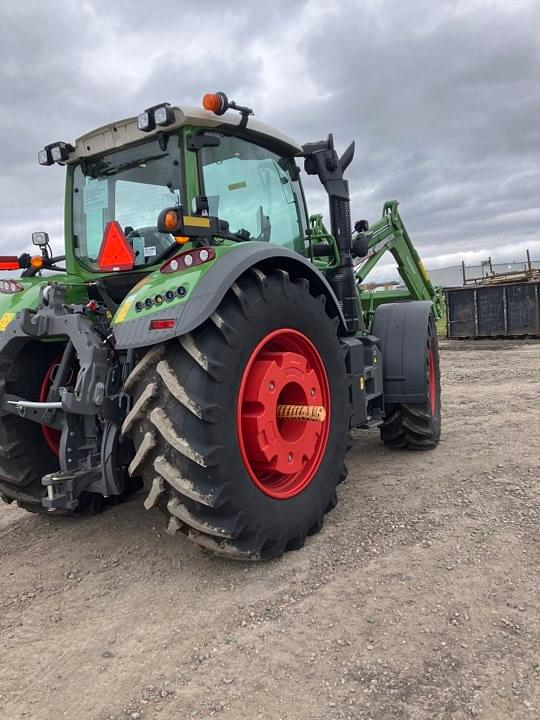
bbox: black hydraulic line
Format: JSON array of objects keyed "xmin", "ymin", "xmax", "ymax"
[{"xmin": 49, "ymin": 340, "xmax": 75, "ymax": 402}]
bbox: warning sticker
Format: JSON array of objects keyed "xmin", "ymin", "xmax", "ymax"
[
  {"xmin": 132, "ymin": 236, "xmax": 146, "ymax": 265},
  {"xmin": 84, "ymin": 181, "xmax": 108, "ymax": 257},
  {"xmin": 0, "ymin": 312, "xmax": 15, "ymax": 332},
  {"xmin": 83, "ymin": 182, "xmax": 108, "ymax": 212},
  {"xmin": 114, "ymin": 295, "xmax": 135, "ymax": 324},
  {"xmin": 227, "ymin": 180, "xmax": 247, "ymax": 191}
]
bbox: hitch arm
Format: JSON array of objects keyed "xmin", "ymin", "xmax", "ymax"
[{"xmin": 2, "ymin": 394, "xmax": 64, "ymax": 429}]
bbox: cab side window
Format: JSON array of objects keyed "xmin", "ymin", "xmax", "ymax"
[{"xmin": 199, "ymin": 135, "xmax": 306, "ymax": 253}]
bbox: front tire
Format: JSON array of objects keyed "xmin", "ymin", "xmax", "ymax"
[
  {"xmin": 123, "ymin": 268, "xmax": 350, "ymax": 559},
  {"xmin": 380, "ymin": 314, "xmax": 441, "ymax": 449}
]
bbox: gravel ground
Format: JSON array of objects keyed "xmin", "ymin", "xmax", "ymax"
[{"xmin": 0, "ymin": 340, "xmax": 538, "ymax": 720}]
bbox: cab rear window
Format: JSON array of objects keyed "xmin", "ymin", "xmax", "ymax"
[{"xmin": 72, "ymin": 138, "xmax": 182, "ymax": 268}]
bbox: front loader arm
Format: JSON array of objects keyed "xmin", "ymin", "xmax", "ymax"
[{"xmin": 355, "ymin": 201, "xmax": 444, "ymax": 320}]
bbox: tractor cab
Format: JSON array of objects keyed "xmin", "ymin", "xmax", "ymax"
[{"xmin": 56, "ymin": 97, "xmax": 309, "ymax": 284}]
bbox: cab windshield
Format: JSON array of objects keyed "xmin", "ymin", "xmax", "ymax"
[{"xmin": 72, "ymin": 138, "xmax": 182, "ymax": 268}]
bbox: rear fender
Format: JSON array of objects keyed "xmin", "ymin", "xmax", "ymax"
[
  {"xmin": 372, "ymin": 300, "xmax": 433, "ymax": 405},
  {"xmin": 112, "ymin": 242, "xmax": 347, "ymax": 349}
]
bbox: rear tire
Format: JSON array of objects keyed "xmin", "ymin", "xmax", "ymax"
[
  {"xmin": 123, "ymin": 268, "xmax": 350, "ymax": 560},
  {"xmin": 0, "ymin": 343, "xmax": 109, "ymax": 515},
  {"xmin": 380, "ymin": 315, "xmax": 441, "ymax": 449},
  {"xmin": 0, "ymin": 343, "xmax": 65, "ymax": 512}
]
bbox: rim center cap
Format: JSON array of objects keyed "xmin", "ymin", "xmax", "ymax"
[{"xmin": 240, "ymin": 350, "xmax": 324, "ymax": 474}]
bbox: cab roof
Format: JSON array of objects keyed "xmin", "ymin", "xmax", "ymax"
[{"xmin": 69, "ymin": 106, "xmax": 302, "ymax": 162}]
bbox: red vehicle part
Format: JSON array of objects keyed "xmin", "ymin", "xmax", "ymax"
[
  {"xmin": 39, "ymin": 357, "xmax": 63, "ymax": 456},
  {"xmin": 237, "ymin": 328, "xmax": 330, "ymax": 500}
]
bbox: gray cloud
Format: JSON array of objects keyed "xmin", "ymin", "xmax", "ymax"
[{"xmin": 1, "ymin": 0, "xmax": 539, "ymax": 278}]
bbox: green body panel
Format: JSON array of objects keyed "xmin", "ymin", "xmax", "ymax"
[
  {"xmin": 0, "ymin": 275, "xmax": 88, "ymax": 334},
  {"xmin": 304, "ymin": 203, "xmax": 444, "ymax": 329},
  {"xmin": 111, "ymin": 241, "xmax": 239, "ymax": 325},
  {"xmin": 355, "ymin": 201, "xmax": 445, "ymax": 325},
  {"xmin": 307, "ymin": 214, "xmax": 339, "ymax": 271}
]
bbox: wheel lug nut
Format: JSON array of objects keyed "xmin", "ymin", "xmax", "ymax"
[
  {"xmin": 287, "ymin": 453, "xmax": 293, "ymax": 462},
  {"xmin": 310, "ymin": 388, "xmax": 316, "ymax": 396},
  {"xmin": 268, "ymin": 382, "xmax": 275, "ymax": 391}
]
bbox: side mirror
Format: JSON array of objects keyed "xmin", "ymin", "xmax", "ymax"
[{"xmin": 32, "ymin": 231, "xmax": 49, "ymax": 247}]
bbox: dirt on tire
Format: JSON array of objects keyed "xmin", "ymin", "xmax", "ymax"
[{"xmin": 0, "ymin": 340, "xmax": 538, "ymax": 720}]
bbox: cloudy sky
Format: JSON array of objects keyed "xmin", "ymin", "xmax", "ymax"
[{"xmin": 1, "ymin": 0, "xmax": 539, "ymax": 279}]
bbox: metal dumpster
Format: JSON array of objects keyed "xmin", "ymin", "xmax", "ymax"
[{"xmin": 446, "ymin": 280, "xmax": 540, "ymax": 338}]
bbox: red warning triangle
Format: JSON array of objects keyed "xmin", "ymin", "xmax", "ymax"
[{"xmin": 97, "ymin": 221, "xmax": 135, "ymax": 272}]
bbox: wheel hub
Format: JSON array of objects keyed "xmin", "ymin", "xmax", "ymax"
[{"xmin": 237, "ymin": 329, "xmax": 330, "ymax": 499}]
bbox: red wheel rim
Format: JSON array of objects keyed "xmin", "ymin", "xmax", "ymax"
[
  {"xmin": 427, "ymin": 348, "xmax": 437, "ymax": 416},
  {"xmin": 39, "ymin": 356, "xmax": 62, "ymax": 457},
  {"xmin": 236, "ymin": 329, "xmax": 330, "ymax": 499}
]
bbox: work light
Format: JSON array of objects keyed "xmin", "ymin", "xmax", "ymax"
[
  {"xmin": 154, "ymin": 104, "xmax": 175, "ymax": 127},
  {"xmin": 32, "ymin": 231, "xmax": 49, "ymax": 247},
  {"xmin": 38, "ymin": 148, "xmax": 53, "ymax": 166},
  {"xmin": 137, "ymin": 103, "xmax": 175, "ymax": 132},
  {"xmin": 50, "ymin": 142, "xmax": 74, "ymax": 163},
  {"xmin": 137, "ymin": 111, "xmax": 154, "ymax": 132},
  {"xmin": 39, "ymin": 142, "xmax": 74, "ymax": 165}
]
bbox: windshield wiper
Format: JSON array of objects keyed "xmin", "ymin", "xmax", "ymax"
[{"xmin": 91, "ymin": 153, "xmax": 168, "ymax": 177}]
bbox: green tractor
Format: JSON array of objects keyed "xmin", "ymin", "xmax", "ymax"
[{"xmin": 0, "ymin": 92, "xmax": 444, "ymax": 559}]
